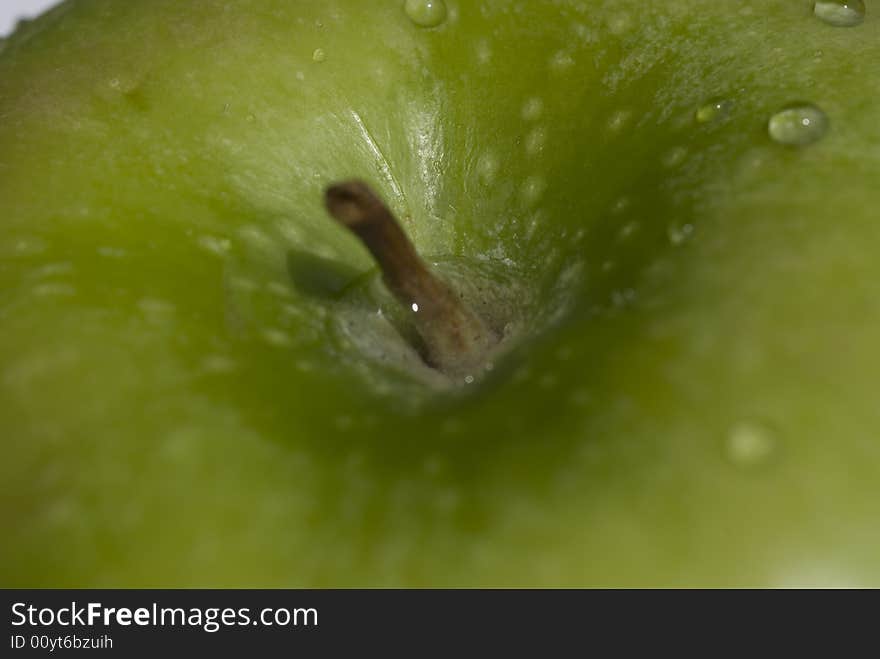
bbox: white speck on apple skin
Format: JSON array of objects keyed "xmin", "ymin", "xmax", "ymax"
[
  {"xmin": 261, "ymin": 328, "xmax": 292, "ymax": 348},
  {"xmin": 521, "ymin": 176, "xmax": 547, "ymax": 207},
  {"xmin": 137, "ymin": 298, "xmax": 175, "ymax": 319},
  {"xmin": 196, "ymin": 234, "xmax": 231, "ymax": 257},
  {"xmin": 525, "ymin": 126, "xmax": 547, "ymax": 156},
  {"xmin": 521, "ymin": 97, "xmax": 544, "ymax": 122},
  {"xmin": 725, "ymin": 421, "xmax": 779, "ymax": 468},
  {"xmin": 606, "ymin": 109, "xmax": 634, "ymax": 134}
]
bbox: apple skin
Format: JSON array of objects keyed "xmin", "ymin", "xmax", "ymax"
[{"xmin": 2, "ymin": 0, "xmax": 880, "ymax": 587}]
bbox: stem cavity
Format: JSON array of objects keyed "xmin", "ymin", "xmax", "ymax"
[{"xmin": 324, "ymin": 180, "xmax": 497, "ymax": 381}]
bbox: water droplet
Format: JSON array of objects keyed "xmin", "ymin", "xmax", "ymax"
[
  {"xmin": 667, "ymin": 222, "xmax": 695, "ymax": 246},
  {"xmin": 464, "ymin": 374, "xmax": 475, "ymax": 384},
  {"xmin": 404, "ymin": 0, "xmax": 448, "ymax": 28},
  {"xmin": 768, "ymin": 103, "xmax": 829, "ymax": 146},
  {"xmin": 521, "ymin": 97, "xmax": 544, "ymax": 121},
  {"xmin": 662, "ymin": 146, "xmax": 688, "ymax": 168},
  {"xmin": 411, "ymin": 302, "xmax": 420, "ymax": 312},
  {"xmin": 245, "ymin": 113, "xmax": 256, "ymax": 123},
  {"xmin": 312, "ymin": 48, "xmax": 326, "ymax": 63},
  {"xmin": 695, "ymin": 97, "xmax": 732, "ymax": 124},
  {"xmin": 725, "ymin": 421, "xmax": 778, "ymax": 468},
  {"xmin": 813, "ymin": 0, "xmax": 865, "ymax": 27}
]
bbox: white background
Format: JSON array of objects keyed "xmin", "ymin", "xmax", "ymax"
[{"xmin": 1, "ymin": 0, "xmax": 61, "ymax": 37}]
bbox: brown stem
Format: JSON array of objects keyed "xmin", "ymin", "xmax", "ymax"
[{"xmin": 324, "ymin": 180, "xmax": 496, "ymax": 379}]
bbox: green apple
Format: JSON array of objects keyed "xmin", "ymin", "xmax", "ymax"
[{"xmin": 2, "ymin": 0, "xmax": 880, "ymax": 587}]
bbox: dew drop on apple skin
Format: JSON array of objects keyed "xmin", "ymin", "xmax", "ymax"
[
  {"xmin": 813, "ymin": 0, "xmax": 865, "ymax": 27},
  {"xmin": 404, "ymin": 0, "xmax": 447, "ymax": 28},
  {"xmin": 768, "ymin": 103, "xmax": 829, "ymax": 146},
  {"xmin": 312, "ymin": 48, "xmax": 326, "ymax": 63},
  {"xmin": 725, "ymin": 421, "xmax": 778, "ymax": 468},
  {"xmin": 695, "ymin": 98, "xmax": 732, "ymax": 124}
]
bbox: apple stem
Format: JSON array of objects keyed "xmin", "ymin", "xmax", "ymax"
[{"xmin": 324, "ymin": 180, "xmax": 497, "ymax": 380}]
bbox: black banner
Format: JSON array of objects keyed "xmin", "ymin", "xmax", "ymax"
[{"xmin": 1, "ymin": 589, "xmax": 874, "ymax": 654}]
